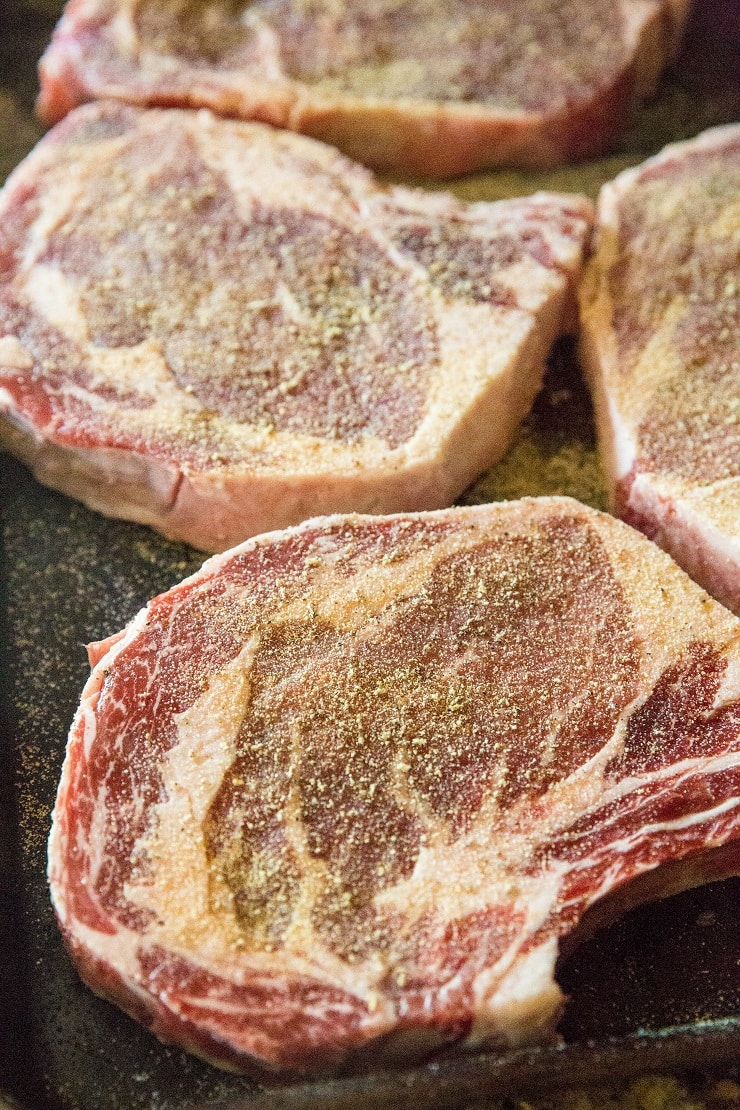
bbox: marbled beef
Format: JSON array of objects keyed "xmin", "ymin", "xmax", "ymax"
[
  {"xmin": 0, "ymin": 101, "xmax": 592, "ymax": 552},
  {"xmin": 579, "ymin": 124, "xmax": 740, "ymax": 614},
  {"xmin": 37, "ymin": 0, "xmax": 691, "ymax": 176},
  {"xmin": 49, "ymin": 498, "xmax": 740, "ymax": 1076}
]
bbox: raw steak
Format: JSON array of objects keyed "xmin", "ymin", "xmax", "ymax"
[
  {"xmin": 0, "ymin": 101, "xmax": 592, "ymax": 552},
  {"xmin": 36, "ymin": 0, "xmax": 692, "ymax": 176},
  {"xmin": 579, "ymin": 125, "xmax": 740, "ymax": 615},
  {"xmin": 49, "ymin": 497, "xmax": 740, "ymax": 1077}
]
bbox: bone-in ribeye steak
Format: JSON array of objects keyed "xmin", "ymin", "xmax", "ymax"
[
  {"xmin": 49, "ymin": 498, "xmax": 740, "ymax": 1076},
  {"xmin": 0, "ymin": 101, "xmax": 592, "ymax": 552},
  {"xmin": 579, "ymin": 125, "xmax": 740, "ymax": 615},
  {"xmin": 37, "ymin": 0, "xmax": 691, "ymax": 176}
]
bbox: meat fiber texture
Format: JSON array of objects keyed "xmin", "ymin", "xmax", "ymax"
[
  {"xmin": 49, "ymin": 497, "xmax": 740, "ymax": 1077},
  {"xmin": 0, "ymin": 101, "xmax": 593, "ymax": 553},
  {"xmin": 579, "ymin": 125, "xmax": 740, "ymax": 616},
  {"xmin": 37, "ymin": 0, "xmax": 692, "ymax": 177}
]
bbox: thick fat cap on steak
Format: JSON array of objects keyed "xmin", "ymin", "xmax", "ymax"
[
  {"xmin": 37, "ymin": 0, "xmax": 691, "ymax": 176},
  {"xmin": 579, "ymin": 124, "xmax": 740, "ymax": 615},
  {"xmin": 49, "ymin": 497, "xmax": 740, "ymax": 1076},
  {"xmin": 0, "ymin": 101, "xmax": 592, "ymax": 552}
]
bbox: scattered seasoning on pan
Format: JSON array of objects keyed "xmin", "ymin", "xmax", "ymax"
[{"xmin": 463, "ymin": 338, "xmax": 608, "ymax": 512}]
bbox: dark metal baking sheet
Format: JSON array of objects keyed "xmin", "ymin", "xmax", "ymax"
[{"xmin": 1, "ymin": 2, "xmax": 739, "ymax": 1107}]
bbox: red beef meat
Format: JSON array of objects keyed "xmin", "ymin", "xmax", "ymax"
[
  {"xmin": 49, "ymin": 498, "xmax": 740, "ymax": 1076},
  {"xmin": 0, "ymin": 101, "xmax": 592, "ymax": 551},
  {"xmin": 37, "ymin": 0, "xmax": 691, "ymax": 176},
  {"xmin": 579, "ymin": 124, "xmax": 740, "ymax": 614}
]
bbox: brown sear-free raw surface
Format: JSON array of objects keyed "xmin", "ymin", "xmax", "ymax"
[
  {"xmin": 579, "ymin": 124, "xmax": 740, "ymax": 614},
  {"xmin": 49, "ymin": 498, "xmax": 740, "ymax": 1077},
  {"xmin": 37, "ymin": 0, "xmax": 691, "ymax": 176},
  {"xmin": 0, "ymin": 100, "xmax": 592, "ymax": 552}
]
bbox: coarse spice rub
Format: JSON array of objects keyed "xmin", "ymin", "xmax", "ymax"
[
  {"xmin": 50, "ymin": 498, "xmax": 740, "ymax": 1076},
  {"xmin": 0, "ymin": 101, "xmax": 592, "ymax": 551},
  {"xmin": 37, "ymin": 0, "xmax": 691, "ymax": 175},
  {"xmin": 579, "ymin": 124, "xmax": 740, "ymax": 614}
]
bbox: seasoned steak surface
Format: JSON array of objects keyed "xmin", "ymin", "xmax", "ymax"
[
  {"xmin": 49, "ymin": 499, "xmax": 740, "ymax": 1075},
  {"xmin": 0, "ymin": 102, "xmax": 592, "ymax": 550},
  {"xmin": 580, "ymin": 124, "xmax": 740, "ymax": 613},
  {"xmin": 37, "ymin": 0, "xmax": 692, "ymax": 174}
]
